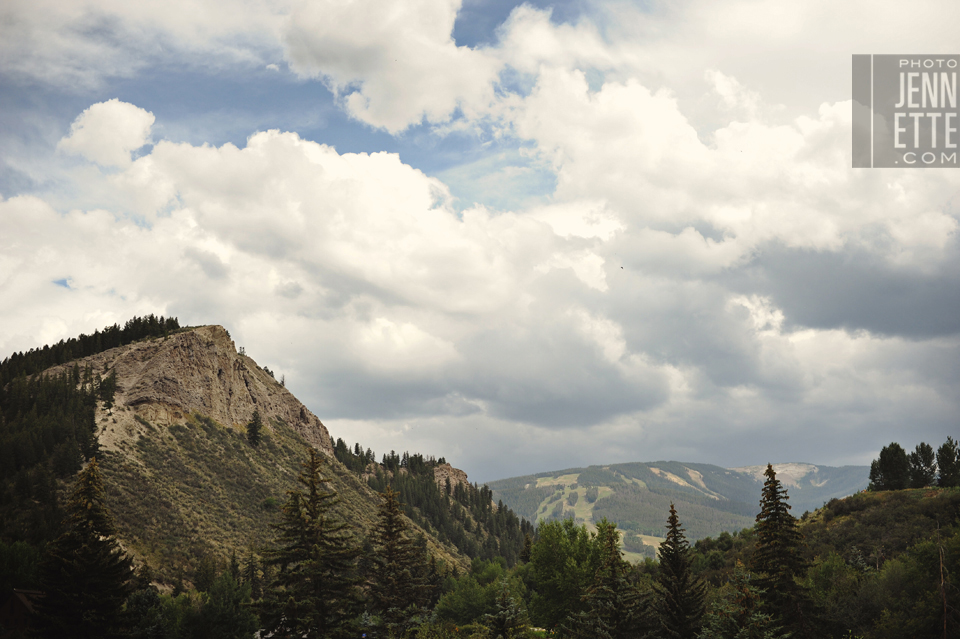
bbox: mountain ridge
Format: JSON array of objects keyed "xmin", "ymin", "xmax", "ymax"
[{"xmin": 487, "ymin": 459, "xmax": 869, "ymax": 558}]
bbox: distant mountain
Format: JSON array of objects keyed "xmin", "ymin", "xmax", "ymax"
[
  {"xmin": 727, "ymin": 462, "xmax": 871, "ymax": 512},
  {"xmin": 487, "ymin": 460, "xmax": 869, "ymax": 560}
]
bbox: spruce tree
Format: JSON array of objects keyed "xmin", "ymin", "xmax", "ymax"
[
  {"xmin": 194, "ymin": 571, "xmax": 259, "ymax": 639},
  {"xmin": 908, "ymin": 442, "xmax": 937, "ymax": 488},
  {"xmin": 751, "ymin": 464, "xmax": 807, "ymax": 633},
  {"xmin": 194, "ymin": 553, "xmax": 219, "ymax": 592},
  {"xmin": 869, "ymin": 442, "xmax": 910, "ymax": 490},
  {"xmin": 937, "ymin": 437, "xmax": 960, "ymax": 488},
  {"xmin": 520, "ymin": 532, "xmax": 533, "ymax": 564},
  {"xmin": 36, "ymin": 459, "xmax": 133, "ymax": 639},
  {"xmin": 242, "ymin": 549, "xmax": 263, "ymax": 600},
  {"xmin": 564, "ymin": 518, "xmax": 648, "ymax": 639},
  {"xmin": 260, "ymin": 448, "xmax": 362, "ymax": 638},
  {"xmin": 699, "ymin": 561, "xmax": 786, "ymax": 639},
  {"xmin": 247, "ymin": 410, "xmax": 263, "ymax": 447},
  {"xmin": 483, "ymin": 576, "xmax": 530, "ymax": 639},
  {"xmin": 228, "ymin": 549, "xmax": 241, "ymax": 581},
  {"xmin": 654, "ymin": 504, "xmax": 705, "ymax": 639},
  {"xmin": 368, "ymin": 486, "xmax": 429, "ymax": 637}
]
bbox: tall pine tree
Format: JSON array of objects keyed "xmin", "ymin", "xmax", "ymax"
[
  {"xmin": 36, "ymin": 459, "xmax": 133, "ymax": 639},
  {"xmin": 367, "ymin": 486, "xmax": 430, "ymax": 637},
  {"xmin": 653, "ymin": 504, "xmax": 705, "ymax": 639},
  {"xmin": 246, "ymin": 410, "xmax": 263, "ymax": 447},
  {"xmin": 260, "ymin": 448, "xmax": 362, "ymax": 639},
  {"xmin": 908, "ymin": 442, "xmax": 937, "ymax": 488},
  {"xmin": 937, "ymin": 436, "xmax": 960, "ymax": 487},
  {"xmin": 242, "ymin": 549, "xmax": 263, "ymax": 601},
  {"xmin": 869, "ymin": 442, "xmax": 910, "ymax": 490},
  {"xmin": 751, "ymin": 464, "xmax": 808, "ymax": 634}
]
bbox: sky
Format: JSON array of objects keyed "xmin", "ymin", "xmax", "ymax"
[{"xmin": 1, "ymin": 0, "xmax": 958, "ymax": 483}]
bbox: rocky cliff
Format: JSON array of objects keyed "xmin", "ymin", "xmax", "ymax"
[
  {"xmin": 48, "ymin": 325, "xmax": 332, "ymax": 455},
  {"xmin": 434, "ymin": 462, "xmax": 470, "ymax": 492}
]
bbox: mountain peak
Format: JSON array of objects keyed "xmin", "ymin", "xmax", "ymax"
[{"xmin": 47, "ymin": 324, "xmax": 332, "ymax": 456}]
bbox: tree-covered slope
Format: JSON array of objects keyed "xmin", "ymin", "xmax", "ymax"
[{"xmin": 689, "ymin": 487, "xmax": 960, "ymax": 638}]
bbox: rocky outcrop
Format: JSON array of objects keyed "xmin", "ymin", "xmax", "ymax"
[
  {"xmin": 49, "ymin": 325, "xmax": 332, "ymax": 455},
  {"xmin": 434, "ymin": 462, "xmax": 470, "ymax": 492}
]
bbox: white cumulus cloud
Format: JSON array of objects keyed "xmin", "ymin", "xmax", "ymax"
[{"xmin": 58, "ymin": 99, "xmax": 155, "ymax": 167}]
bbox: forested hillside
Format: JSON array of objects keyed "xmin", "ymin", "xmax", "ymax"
[
  {"xmin": 687, "ymin": 486, "xmax": 960, "ymax": 638},
  {"xmin": 333, "ymin": 441, "xmax": 534, "ymax": 567}
]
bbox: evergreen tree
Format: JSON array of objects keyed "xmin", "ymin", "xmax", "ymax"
[
  {"xmin": 228, "ymin": 549, "xmax": 241, "ymax": 581},
  {"xmin": 698, "ymin": 562, "xmax": 786, "ymax": 639},
  {"xmin": 36, "ymin": 459, "xmax": 133, "ymax": 639},
  {"xmin": 194, "ymin": 571, "xmax": 259, "ymax": 639},
  {"xmin": 247, "ymin": 410, "xmax": 263, "ymax": 447},
  {"xmin": 124, "ymin": 587, "xmax": 168, "ymax": 639},
  {"xmin": 908, "ymin": 442, "xmax": 937, "ymax": 488},
  {"xmin": 242, "ymin": 549, "xmax": 263, "ymax": 600},
  {"xmin": 194, "ymin": 553, "xmax": 219, "ymax": 593},
  {"xmin": 751, "ymin": 464, "xmax": 807, "ymax": 634},
  {"xmin": 260, "ymin": 448, "xmax": 362, "ymax": 639},
  {"xmin": 654, "ymin": 504, "xmax": 706, "ymax": 639},
  {"xmin": 483, "ymin": 576, "xmax": 529, "ymax": 639},
  {"xmin": 520, "ymin": 533, "xmax": 533, "ymax": 564},
  {"xmin": 564, "ymin": 519, "xmax": 648, "ymax": 639},
  {"xmin": 368, "ymin": 486, "xmax": 429, "ymax": 637},
  {"xmin": 869, "ymin": 442, "xmax": 910, "ymax": 490},
  {"xmin": 98, "ymin": 369, "xmax": 118, "ymax": 408},
  {"xmin": 937, "ymin": 436, "xmax": 960, "ymax": 488}
]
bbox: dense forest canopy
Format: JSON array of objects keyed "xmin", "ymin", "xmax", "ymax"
[{"xmin": 0, "ymin": 314, "xmax": 180, "ymax": 385}]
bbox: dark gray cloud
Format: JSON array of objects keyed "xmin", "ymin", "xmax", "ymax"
[{"xmin": 731, "ymin": 240, "xmax": 960, "ymax": 338}]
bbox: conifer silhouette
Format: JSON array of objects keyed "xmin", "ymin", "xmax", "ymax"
[
  {"xmin": 260, "ymin": 448, "xmax": 361, "ymax": 638},
  {"xmin": 368, "ymin": 486, "xmax": 429, "ymax": 637},
  {"xmin": 752, "ymin": 463, "xmax": 808, "ymax": 633},
  {"xmin": 37, "ymin": 459, "xmax": 133, "ymax": 639},
  {"xmin": 653, "ymin": 503, "xmax": 705, "ymax": 639}
]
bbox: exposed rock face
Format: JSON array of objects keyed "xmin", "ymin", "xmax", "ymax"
[
  {"xmin": 50, "ymin": 325, "xmax": 332, "ymax": 454},
  {"xmin": 434, "ymin": 462, "xmax": 470, "ymax": 492}
]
